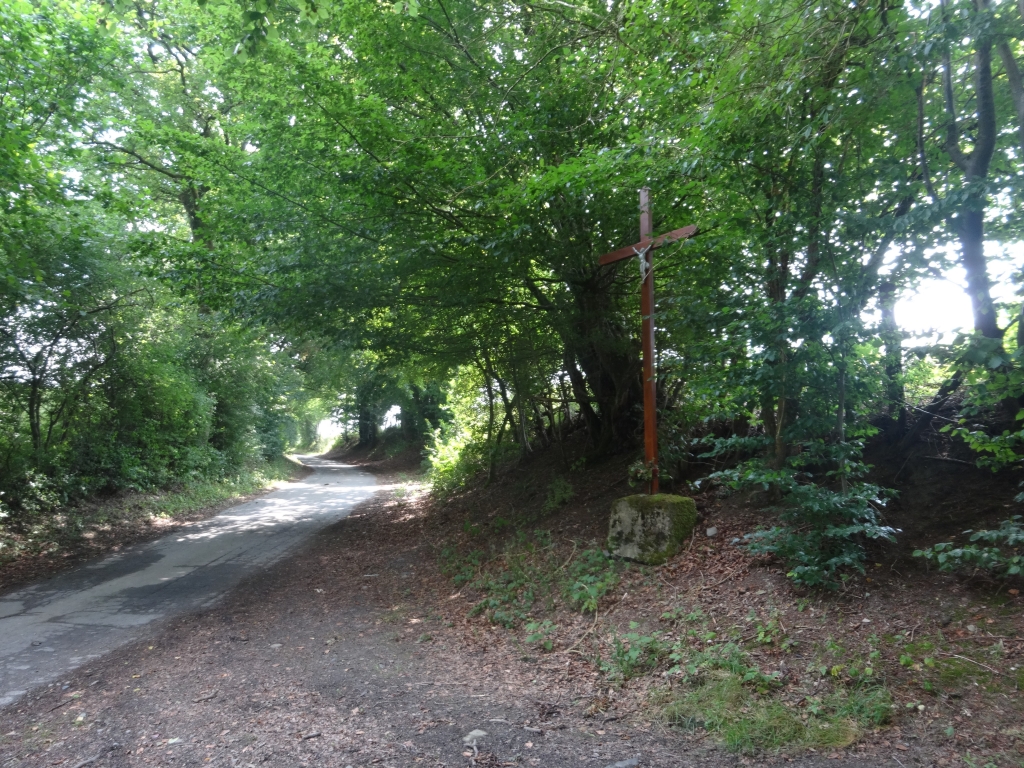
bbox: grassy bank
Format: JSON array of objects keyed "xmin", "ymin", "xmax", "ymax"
[
  {"xmin": 0, "ymin": 455, "xmax": 309, "ymax": 589},
  {"xmin": 119, "ymin": 454, "xmax": 307, "ymax": 519}
]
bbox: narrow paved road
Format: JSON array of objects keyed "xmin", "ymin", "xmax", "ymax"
[{"xmin": 0, "ymin": 456, "xmax": 375, "ymax": 707}]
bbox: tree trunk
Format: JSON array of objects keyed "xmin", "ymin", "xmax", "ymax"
[
  {"xmin": 958, "ymin": 209, "xmax": 1001, "ymax": 339},
  {"xmin": 479, "ymin": 352, "xmax": 498, "ymax": 485},
  {"xmin": 942, "ymin": 17, "xmax": 1001, "ymax": 339},
  {"xmin": 509, "ymin": 362, "xmax": 532, "ymax": 459},
  {"xmin": 28, "ymin": 376, "xmax": 43, "ymax": 458},
  {"xmin": 878, "ymin": 281, "xmax": 906, "ymax": 435},
  {"xmin": 358, "ymin": 405, "xmax": 378, "ymax": 448},
  {"xmin": 525, "ymin": 274, "xmax": 640, "ymax": 456},
  {"xmin": 835, "ymin": 355, "xmax": 848, "ymax": 494},
  {"xmin": 563, "ymin": 350, "xmax": 601, "ymax": 442},
  {"xmin": 568, "ymin": 286, "xmax": 643, "ymax": 457}
]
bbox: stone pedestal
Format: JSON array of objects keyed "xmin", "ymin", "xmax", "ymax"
[{"xmin": 607, "ymin": 494, "xmax": 697, "ymax": 565}]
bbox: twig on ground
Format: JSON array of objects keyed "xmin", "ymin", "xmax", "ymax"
[
  {"xmin": 70, "ymin": 744, "xmax": 116, "ymax": 768},
  {"xmin": 560, "ymin": 611, "xmax": 599, "ymax": 655},
  {"xmin": 685, "ymin": 528, "xmax": 698, "ymax": 555},
  {"xmin": 698, "ymin": 565, "xmax": 746, "ymax": 592},
  {"xmin": 558, "ymin": 541, "xmax": 577, "ymax": 571},
  {"xmin": 938, "ymin": 652, "xmax": 1007, "ymax": 677}
]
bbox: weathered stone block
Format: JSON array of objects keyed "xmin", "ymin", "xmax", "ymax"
[{"xmin": 607, "ymin": 494, "xmax": 697, "ymax": 565}]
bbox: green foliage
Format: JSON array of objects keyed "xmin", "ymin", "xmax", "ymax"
[
  {"xmin": 942, "ymin": 343, "xmax": 1024, "ymax": 472},
  {"xmin": 627, "ymin": 460, "xmax": 656, "ymax": 488},
  {"xmin": 525, "ymin": 620, "xmax": 558, "ymax": 652},
  {"xmin": 423, "ymin": 367, "xmax": 495, "ymax": 496},
  {"xmin": 0, "ymin": 455, "xmax": 297, "ymax": 568},
  {"xmin": 466, "ymin": 531, "xmax": 558, "ymax": 627},
  {"xmin": 0, "ymin": 0, "xmax": 316, "ymax": 558},
  {"xmin": 0, "ymin": 278, "xmax": 306, "ymax": 525},
  {"xmin": 664, "ymin": 673, "xmax": 864, "ymax": 754},
  {"xmin": 426, "ymin": 422, "xmax": 486, "ymax": 497},
  {"xmin": 657, "ymin": 605, "xmax": 890, "ymax": 752},
  {"xmin": 437, "ymin": 546, "xmax": 484, "ymax": 587},
  {"xmin": 564, "ymin": 549, "xmax": 620, "ymax": 613},
  {"xmin": 7, "ymin": 0, "xmax": 1024, "ymax": 607},
  {"xmin": 671, "ymin": 641, "xmax": 783, "ymax": 695},
  {"xmin": 438, "ymin": 534, "xmax": 618, "ymax": 628},
  {"xmin": 663, "ymin": 644, "xmax": 890, "ymax": 755},
  {"xmin": 913, "ymin": 517, "xmax": 1024, "ymax": 578},
  {"xmin": 603, "ymin": 622, "xmax": 670, "ymax": 680},
  {"xmin": 743, "ymin": 482, "xmax": 898, "ymax": 589},
  {"xmin": 714, "ymin": 455, "xmax": 897, "ymax": 588},
  {"xmin": 542, "ymin": 477, "xmax": 574, "ymax": 513}
]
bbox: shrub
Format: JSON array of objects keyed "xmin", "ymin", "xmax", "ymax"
[
  {"xmin": 913, "ymin": 516, "xmax": 1024, "ymax": 578},
  {"xmin": 707, "ymin": 437, "xmax": 898, "ymax": 589},
  {"xmin": 542, "ymin": 477, "xmax": 574, "ymax": 513},
  {"xmin": 564, "ymin": 548, "xmax": 620, "ymax": 612},
  {"xmin": 425, "ymin": 422, "xmax": 486, "ymax": 497},
  {"xmin": 941, "ymin": 340, "xmax": 1024, "ymax": 472},
  {"xmin": 743, "ymin": 482, "xmax": 898, "ymax": 589}
]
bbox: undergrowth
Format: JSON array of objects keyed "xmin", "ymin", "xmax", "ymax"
[
  {"xmin": 654, "ymin": 605, "xmax": 892, "ymax": 754},
  {"xmin": 662, "ymin": 672, "xmax": 887, "ymax": 754},
  {"xmin": 438, "ymin": 530, "xmax": 620, "ymax": 628},
  {"xmin": 704, "ymin": 437, "xmax": 897, "ymax": 590},
  {"xmin": 914, "ymin": 516, "xmax": 1024, "ymax": 579},
  {"xmin": 437, "ymin": 522, "xmax": 906, "ymax": 757}
]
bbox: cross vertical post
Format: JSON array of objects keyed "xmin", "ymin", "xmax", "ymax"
[
  {"xmin": 597, "ymin": 193, "xmax": 693, "ymax": 496},
  {"xmin": 639, "ymin": 188, "xmax": 658, "ymax": 494}
]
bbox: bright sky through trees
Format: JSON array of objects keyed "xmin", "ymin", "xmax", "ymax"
[{"xmin": 898, "ymin": 253, "xmax": 1021, "ymax": 342}]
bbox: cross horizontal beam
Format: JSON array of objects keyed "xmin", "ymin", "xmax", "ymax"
[{"xmin": 597, "ymin": 225, "xmax": 697, "ymax": 266}]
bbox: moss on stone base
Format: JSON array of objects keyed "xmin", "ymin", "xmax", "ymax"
[{"xmin": 607, "ymin": 494, "xmax": 697, "ymax": 565}]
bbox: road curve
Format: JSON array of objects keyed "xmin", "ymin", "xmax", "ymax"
[{"xmin": 0, "ymin": 456, "xmax": 375, "ymax": 707}]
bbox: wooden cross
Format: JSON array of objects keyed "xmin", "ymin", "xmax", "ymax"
[{"xmin": 598, "ymin": 188, "xmax": 695, "ymax": 495}]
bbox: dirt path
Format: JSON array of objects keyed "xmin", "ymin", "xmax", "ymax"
[
  {"xmin": 0, "ymin": 459, "xmax": 892, "ymax": 768},
  {"xmin": 0, "ymin": 457, "xmax": 375, "ymax": 708}
]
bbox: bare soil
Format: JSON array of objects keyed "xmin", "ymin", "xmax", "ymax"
[{"xmin": 0, "ymin": 444, "xmax": 1021, "ymax": 768}]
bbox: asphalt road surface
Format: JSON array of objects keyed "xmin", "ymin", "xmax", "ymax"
[{"xmin": 0, "ymin": 456, "xmax": 375, "ymax": 707}]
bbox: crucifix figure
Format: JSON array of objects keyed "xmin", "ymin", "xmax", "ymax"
[{"xmin": 597, "ymin": 188, "xmax": 695, "ymax": 494}]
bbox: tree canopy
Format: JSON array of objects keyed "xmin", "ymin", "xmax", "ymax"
[{"xmin": 2, "ymin": 0, "xmax": 1024, "ymax": 584}]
